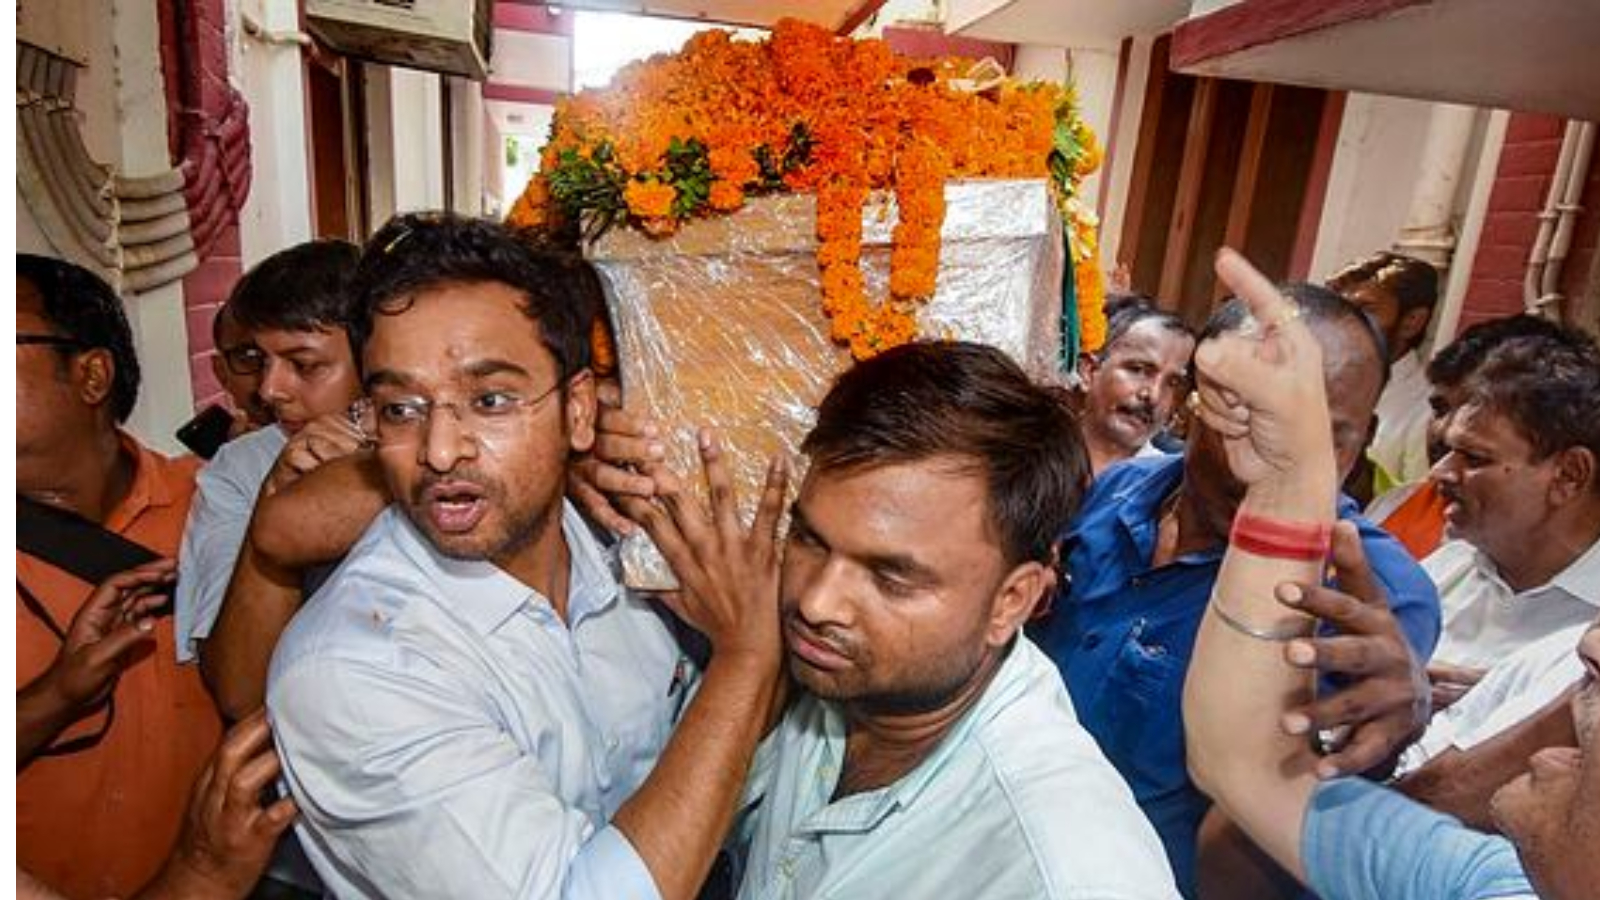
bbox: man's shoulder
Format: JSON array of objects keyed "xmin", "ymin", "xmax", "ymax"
[
  {"xmin": 963, "ymin": 647, "xmax": 1177, "ymax": 895},
  {"xmin": 269, "ymin": 512, "xmax": 428, "ymax": 672},
  {"xmin": 1342, "ymin": 511, "xmax": 1443, "ymax": 655},
  {"xmin": 1072, "ymin": 455, "xmax": 1180, "ymax": 533},
  {"xmin": 198, "ymin": 426, "xmax": 285, "ymax": 490},
  {"xmin": 1346, "ymin": 509, "xmax": 1435, "ymax": 585}
]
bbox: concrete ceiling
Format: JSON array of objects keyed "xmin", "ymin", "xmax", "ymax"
[
  {"xmin": 1171, "ymin": 0, "xmax": 1600, "ymax": 119},
  {"xmin": 945, "ymin": 0, "xmax": 1191, "ymax": 48}
]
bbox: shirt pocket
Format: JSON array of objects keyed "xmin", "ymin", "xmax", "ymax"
[{"xmin": 1100, "ymin": 618, "xmax": 1189, "ymax": 799}]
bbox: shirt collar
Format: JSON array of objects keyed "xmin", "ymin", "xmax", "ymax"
[
  {"xmin": 1108, "ymin": 455, "xmax": 1186, "ymax": 551},
  {"xmin": 1542, "ymin": 537, "xmax": 1600, "ymax": 608},
  {"xmin": 103, "ymin": 431, "xmax": 183, "ymax": 532},
  {"xmin": 389, "ymin": 500, "xmax": 621, "ymax": 635},
  {"xmin": 805, "ymin": 640, "xmax": 1034, "ymax": 834},
  {"xmin": 1464, "ymin": 537, "xmax": 1600, "ymax": 609}
]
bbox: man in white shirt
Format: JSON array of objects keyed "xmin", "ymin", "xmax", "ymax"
[
  {"xmin": 1401, "ymin": 618, "xmax": 1590, "ymax": 774},
  {"xmin": 269, "ymin": 214, "xmax": 786, "ymax": 900},
  {"xmin": 1423, "ymin": 327, "xmax": 1600, "ymax": 701},
  {"xmin": 645, "ymin": 342, "xmax": 1178, "ymax": 899},
  {"xmin": 175, "ymin": 239, "xmax": 366, "ymax": 682},
  {"xmin": 1327, "ymin": 252, "xmax": 1439, "ymax": 495}
]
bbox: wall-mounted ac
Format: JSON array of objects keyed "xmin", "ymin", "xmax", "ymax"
[{"xmin": 306, "ymin": 0, "xmax": 493, "ymax": 81}]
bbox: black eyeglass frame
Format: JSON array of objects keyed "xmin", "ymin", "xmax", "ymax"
[{"xmin": 16, "ymin": 334, "xmax": 87, "ymax": 351}]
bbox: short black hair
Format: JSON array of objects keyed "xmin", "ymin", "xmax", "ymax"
[
  {"xmin": 1326, "ymin": 251, "xmax": 1439, "ymax": 318},
  {"xmin": 1201, "ymin": 281, "xmax": 1391, "ymax": 388},
  {"xmin": 228, "ymin": 239, "xmax": 361, "ymax": 337},
  {"xmin": 1098, "ymin": 293, "xmax": 1193, "ymax": 360},
  {"xmin": 17, "ymin": 254, "xmax": 141, "ymax": 423},
  {"xmin": 802, "ymin": 341, "xmax": 1089, "ymax": 567},
  {"xmin": 1426, "ymin": 314, "xmax": 1568, "ymax": 388},
  {"xmin": 348, "ymin": 213, "xmax": 598, "ymax": 378},
  {"xmin": 1460, "ymin": 325, "xmax": 1600, "ymax": 470}
]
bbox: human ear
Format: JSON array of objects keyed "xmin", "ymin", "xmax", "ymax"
[
  {"xmin": 1549, "ymin": 446, "xmax": 1596, "ymax": 506},
  {"xmin": 564, "ymin": 368, "xmax": 598, "ymax": 454},
  {"xmin": 986, "ymin": 561, "xmax": 1055, "ymax": 647},
  {"xmin": 1077, "ymin": 352, "xmax": 1100, "ymax": 385},
  {"xmin": 75, "ymin": 348, "xmax": 115, "ymax": 409},
  {"xmin": 1397, "ymin": 306, "xmax": 1433, "ymax": 352}
]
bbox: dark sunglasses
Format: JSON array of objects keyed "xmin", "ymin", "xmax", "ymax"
[
  {"xmin": 219, "ymin": 344, "xmax": 268, "ymax": 376},
  {"xmin": 16, "ymin": 333, "xmax": 86, "ymax": 351}
]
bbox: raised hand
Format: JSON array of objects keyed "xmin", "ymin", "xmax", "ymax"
[
  {"xmin": 43, "ymin": 558, "xmax": 175, "ymax": 711},
  {"xmin": 1194, "ymin": 249, "xmax": 1333, "ymax": 487},
  {"xmin": 264, "ymin": 409, "xmax": 372, "ymax": 496},
  {"xmin": 1276, "ymin": 522, "xmax": 1431, "ymax": 778},
  {"xmin": 568, "ymin": 381, "xmax": 667, "ymax": 535},
  {"xmin": 617, "ymin": 429, "xmax": 789, "ymax": 663}
]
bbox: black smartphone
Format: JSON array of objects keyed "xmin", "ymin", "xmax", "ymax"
[{"xmin": 176, "ymin": 403, "xmax": 235, "ymax": 460}]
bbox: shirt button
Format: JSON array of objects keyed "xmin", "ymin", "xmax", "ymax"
[
  {"xmin": 607, "ymin": 736, "xmax": 620, "ymax": 752},
  {"xmin": 1082, "ymin": 632, "xmax": 1102, "ymax": 649}
]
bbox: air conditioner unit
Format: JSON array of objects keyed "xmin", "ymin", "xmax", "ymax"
[{"xmin": 306, "ymin": 0, "xmax": 493, "ymax": 81}]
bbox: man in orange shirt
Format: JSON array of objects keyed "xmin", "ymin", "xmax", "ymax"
[{"xmin": 16, "ymin": 255, "xmax": 222, "ymax": 899}]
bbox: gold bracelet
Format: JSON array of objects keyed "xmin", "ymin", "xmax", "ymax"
[{"xmin": 1210, "ymin": 596, "xmax": 1316, "ymax": 642}]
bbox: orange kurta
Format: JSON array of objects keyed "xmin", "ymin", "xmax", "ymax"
[{"xmin": 17, "ymin": 436, "xmax": 221, "ymax": 900}]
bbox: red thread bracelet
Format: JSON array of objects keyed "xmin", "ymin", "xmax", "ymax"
[{"xmin": 1230, "ymin": 511, "xmax": 1332, "ymax": 561}]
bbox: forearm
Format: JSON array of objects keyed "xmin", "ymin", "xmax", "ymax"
[
  {"xmin": 200, "ymin": 545, "xmax": 303, "ymax": 720},
  {"xmin": 1397, "ymin": 684, "xmax": 1579, "ymax": 829},
  {"xmin": 612, "ymin": 653, "xmax": 782, "ymax": 900},
  {"xmin": 16, "ymin": 676, "xmax": 83, "ymax": 764},
  {"xmin": 252, "ymin": 453, "xmax": 387, "ymax": 568},
  {"xmin": 1183, "ymin": 459, "xmax": 1338, "ymax": 880}
]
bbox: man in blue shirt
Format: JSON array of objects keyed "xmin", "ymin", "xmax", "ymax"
[{"xmin": 1030, "ymin": 284, "xmax": 1441, "ymax": 896}]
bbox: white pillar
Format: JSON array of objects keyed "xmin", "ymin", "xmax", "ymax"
[
  {"xmin": 1394, "ymin": 104, "xmax": 1480, "ymax": 269},
  {"xmin": 110, "ymin": 0, "xmax": 191, "ymax": 454},
  {"xmin": 235, "ymin": 0, "xmax": 313, "ymax": 266}
]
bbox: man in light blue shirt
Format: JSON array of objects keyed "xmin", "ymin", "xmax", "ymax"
[
  {"xmin": 176, "ymin": 239, "xmax": 365, "ymax": 677},
  {"xmin": 268, "ymin": 214, "xmax": 787, "ymax": 900},
  {"xmin": 683, "ymin": 342, "xmax": 1178, "ymax": 899}
]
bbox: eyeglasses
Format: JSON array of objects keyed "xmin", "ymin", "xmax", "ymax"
[
  {"xmin": 17, "ymin": 333, "xmax": 85, "ymax": 351},
  {"xmin": 219, "ymin": 344, "xmax": 267, "ymax": 376},
  {"xmin": 370, "ymin": 379, "xmax": 566, "ymax": 446}
]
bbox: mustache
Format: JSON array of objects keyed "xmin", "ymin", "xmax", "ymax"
[
  {"xmin": 1116, "ymin": 400, "xmax": 1158, "ymax": 426},
  {"xmin": 412, "ymin": 468, "xmax": 494, "ymax": 502},
  {"xmin": 782, "ymin": 611, "xmax": 857, "ymax": 659}
]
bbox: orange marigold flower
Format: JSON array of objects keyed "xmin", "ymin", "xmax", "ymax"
[
  {"xmin": 708, "ymin": 181, "xmax": 745, "ymax": 212},
  {"xmin": 624, "ymin": 179, "xmax": 677, "ymax": 220}
]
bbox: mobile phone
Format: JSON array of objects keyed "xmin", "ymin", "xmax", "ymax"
[{"xmin": 176, "ymin": 403, "xmax": 235, "ymax": 460}]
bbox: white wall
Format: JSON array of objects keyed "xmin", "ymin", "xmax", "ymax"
[
  {"xmin": 233, "ymin": 0, "xmax": 313, "ymax": 267},
  {"xmin": 391, "ymin": 68, "xmax": 447, "ymax": 213},
  {"xmin": 1100, "ymin": 36, "xmax": 1151, "ymax": 274},
  {"xmin": 447, "ymin": 76, "xmax": 486, "ymax": 216},
  {"xmin": 364, "ymin": 64, "xmax": 448, "ymax": 224},
  {"xmin": 110, "ymin": 0, "xmax": 191, "ymax": 454},
  {"xmin": 1012, "ymin": 41, "xmax": 1121, "ymax": 248},
  {"xmin": 1308, "ymin": 93, "xmax": 1436, "ymax": 281}
]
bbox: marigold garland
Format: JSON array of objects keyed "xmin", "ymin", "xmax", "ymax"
[{"xmin": 508, "ymin": 19, "xmax": 1106, "ymax": 360}]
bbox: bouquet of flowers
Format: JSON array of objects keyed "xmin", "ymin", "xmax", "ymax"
[{"xmin": 507, "ymin": 18, "xmax": 1107, "ymax": 358}]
